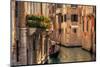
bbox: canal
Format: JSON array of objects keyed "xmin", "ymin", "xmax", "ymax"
[{"xmin": 48, "ymin": 45, "xmax": 95, "ymax": 64}]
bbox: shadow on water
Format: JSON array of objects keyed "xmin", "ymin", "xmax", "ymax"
[{"xmin": 48, "ymin": 56, "xmax": 60, "ymax": 64}]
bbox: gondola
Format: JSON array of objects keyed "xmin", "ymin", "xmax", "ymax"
[{"xmin": 49, "ymin": 43, "xmax": 60, "ymax": 58}]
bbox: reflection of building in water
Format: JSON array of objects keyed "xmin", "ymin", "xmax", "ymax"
[{"xmin": 11, "ymin": 0, "xmax": 96, "ymax": 66}]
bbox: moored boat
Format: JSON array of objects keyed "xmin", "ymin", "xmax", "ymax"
[{"xmin": 49, "ymin": 42, "xmax": 60, "ymax": 58}]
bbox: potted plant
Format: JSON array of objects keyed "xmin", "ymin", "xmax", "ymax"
[{"xmin": 27, "ymin": 15, "xmax": 50, "ymax": 35}]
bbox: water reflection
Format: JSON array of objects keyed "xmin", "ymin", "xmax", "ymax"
[
  {"xmin": 48, "ymin": 46, "xmax": 95, "ymax": 64},
  {"xmin": 48, "ymin": 56, "xmax": 60, "ymax": 64}
]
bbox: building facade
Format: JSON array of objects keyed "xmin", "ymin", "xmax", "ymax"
[
  {"xmin": 49, "ymin": 4, "xmax": 83, "ymax": 46},
  {"xmin": 12, "ymin": 1, "xmax": 50, "ymax": 65},
  {"xmin": 81, "ymin": 6, "xmax": 96, "ymax": 52}
]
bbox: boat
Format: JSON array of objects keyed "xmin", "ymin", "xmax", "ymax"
[{"xmin": 49, "ymin": 41, "xmax": 60, "ymax": 58}]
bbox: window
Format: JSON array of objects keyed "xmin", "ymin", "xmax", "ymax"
[
  {"xmin": 64, "ymin": 14, "xmax": 67, "ymax": 22},
  {"xmin": 71, "ymin": 14, "xmax": 78, "ymax": 22},
  {"xmin": 56, "ymin": 4, "xmax": 62, "ymax": 8},
  {"xmin": 58, "ymin": 13, "xmax": 63, "ymax": 23},
  {"xmin": 82, "ymin": 19, "xmax": 84, "ymax": 32},
  {"xmin": 71, "ymin": 4, "xmax": 77, "ymax": 8},
  {"xmin": 52, "ymin": 5, "xmax": 55, "ymax": 13},
  {"xmin": 87, "ymin": 20, "xmax": 88, "ymax": 32},
  {"xmin": 61, "ymin": 15, "xmax": 63, "ymax": 22},
  {"xmin": 73, "ymin": 28, "xmax": 77, "ymax": 33}
]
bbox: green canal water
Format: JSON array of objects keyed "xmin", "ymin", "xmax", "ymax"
[{"xmin": 48, "ymin": 46, "xmax": 95, "ymax": 64}]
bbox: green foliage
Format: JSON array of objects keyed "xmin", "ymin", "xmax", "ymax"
[{"xmin": 27, "ymin": 15, "xmax": 50, "ymax": 29}]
